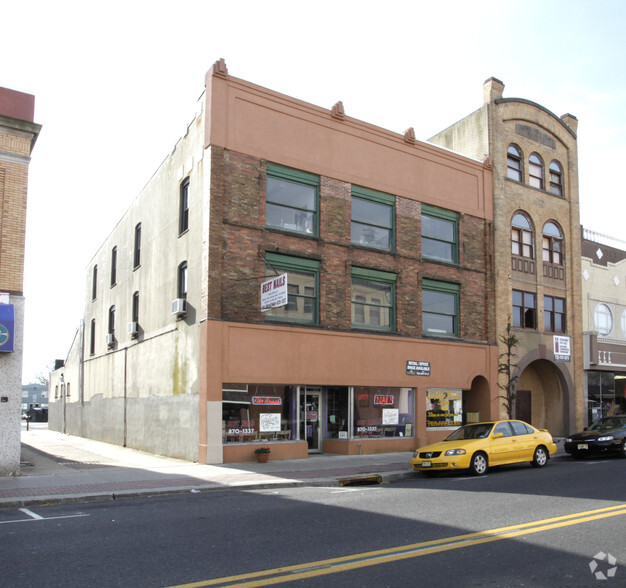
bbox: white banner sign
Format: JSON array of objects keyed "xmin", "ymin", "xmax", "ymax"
[
  {"xmin": 553, "ymin": 335, "xmax": 571, "ymax": 362},
  {"xmin": 261, "ymin": 273, "xmax": 288, "ymax": 312}
]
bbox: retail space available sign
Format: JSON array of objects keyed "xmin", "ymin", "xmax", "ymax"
[
  {"xmin": 260, "ymin": 273, "xmax": 288, "ymax": 312},
  {"xmin": 553, "ymin": 335, "xmax": 570, "ymax": 362},
  {"xmin": 406, "ymin": 360, "xmax": 430, "ymax": 376}
]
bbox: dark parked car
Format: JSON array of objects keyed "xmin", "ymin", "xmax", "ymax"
[{"xmin": 564, "ymin": 416, "xmax": 626, "ymax": 459}]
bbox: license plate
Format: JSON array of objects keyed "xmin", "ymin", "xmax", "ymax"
[
  {"xmin": 577, "ymin": 443, "xmax": 588, "ymax": 450},
  {"xmin": 421, "ymin": 461, "xmax": 432, "ymax": 468}
]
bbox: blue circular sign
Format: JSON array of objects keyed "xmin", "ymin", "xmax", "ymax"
[{"xmin": 0, "ymin": 324, "xmax": 8, "ymax": 346}]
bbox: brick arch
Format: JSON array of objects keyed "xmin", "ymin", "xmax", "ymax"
[{"xmin": 513, "ymin": 349, "xmax": 574, "ymax": 436}]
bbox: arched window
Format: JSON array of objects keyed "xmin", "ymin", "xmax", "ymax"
[
  {"xmin": 594, "ymin": 303, "xmax": 613, "ymax": 337},
  {"xmin": 511, "ymin": 213, "xmax": 534, "ymax": 258},
  {"xmin": 507, "ymin": 145, "xmax": 522, "ymax": 181},
  {"xmin": 549, "ymin": 161, "xmax": 563, "ymax": 196},
  {"xmin": 542, "ymin": 222, "xmax": 564, "ymax": 265},
  {"xmin": 528, "ymin": 153, "xmax": 544, "ymax": 189}
]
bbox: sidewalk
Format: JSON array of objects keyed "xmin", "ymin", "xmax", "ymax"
[{"xmin": 0, "ymin": 424, "xmax": 414, "ymax": 508}]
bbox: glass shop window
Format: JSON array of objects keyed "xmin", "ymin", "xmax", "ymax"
[
  {"xmin": 353, "ymin": 387, "xmax": 415, "ymax": 438},
  {"xmin": 222, "ymin": 384, "xmax": 296, "ymax": 443},
  {"xmin": 426, "ymin": 389, "xmax": 463, "ymax": 429}
]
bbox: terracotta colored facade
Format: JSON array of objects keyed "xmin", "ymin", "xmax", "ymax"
[{"xmin": 50, "ymin": 61, "xmax": 498, "ymax": 464}]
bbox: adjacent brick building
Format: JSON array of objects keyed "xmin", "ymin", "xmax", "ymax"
[
  {"xmin": 0, "ymin": 86, "xmax": 41, "ymax": 475},
  {"xmin": 430, "ymin": 77, "xmax": 584, "ymax": 436},
  {"xmin": 50, "ymin": 61, "xmax": 500, "ymax": 463}
]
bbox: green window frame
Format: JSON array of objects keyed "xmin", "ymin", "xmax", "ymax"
[
  {"xmin": 351, "ymin": 267, "xmax": 397, "ymax": 331},
  {"xmin": 264, "ymin": 253, "xmax": 319, "ymax": 324},
  {"xmin": 422, "ymin": 279, "xmax": 459, "ymax": 337},
  {"xmin": 421, "ymin": 204, "xmax": 458, "ymax": 264},
  {"xmin": 266, "ymin": 163, "xmax": 319, "ymax": 236},
  {"xmin": 351, "ymin": 186, "xmax": 395, "ymax": 252}
]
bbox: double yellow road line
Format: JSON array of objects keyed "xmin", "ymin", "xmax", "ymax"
[{"xmin": 173, "ymin": 503, "xmax": 626, "ymax": 587}]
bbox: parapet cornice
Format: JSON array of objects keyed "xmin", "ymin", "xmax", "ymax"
[{"xmin": 494, "ymin": 97, "xmax": 577, "ymax": 139}]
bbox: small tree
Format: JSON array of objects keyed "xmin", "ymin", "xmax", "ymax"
[{"xmin": 497, "ymin": 321, "xmax": 519, "ymax": 419}]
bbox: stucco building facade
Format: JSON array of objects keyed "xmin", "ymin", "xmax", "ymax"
[
  {"xmin": 0, "ymin": 86, "xmax": 41, "ymax": 475},
  {"xmin": 50, "ymin": 61, "xmax": 499, "ymax": 463},
  {"xmin": 581, "ymin": 229, "xmax": 626, "ymax": 423},
  {"xmin": 429, "ymin": 77, "xmax": 584, "ymax": 436}
]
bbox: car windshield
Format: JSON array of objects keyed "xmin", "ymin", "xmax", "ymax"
[
  {"xmin": 589, "ymin": 417, "xmax": 626, "ymax": 431},
  {"xmin": 445, "ymin": 423, "xmax": 494, "ymax": 441}
]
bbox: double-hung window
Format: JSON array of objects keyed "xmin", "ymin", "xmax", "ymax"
[
  {"xmin": 528, "ymin": 154, "xmax": 544, "ymax": 189},
  {"xmin": 351, "ymin": 267, "xmax": 396, "ymax": 331},
  {"xmin": 513, "ymin": 290, "xmax": 536, "ymax": 329},
  {"xmin": 422, "ymin": 280, "xmax": 459, "ymax": 337},
  {"xmin": 549, "ymin": 161, "xmax": 563, "ymax": 196},
  {"xmin": 544, "ymin": 296, "xmax": 565, "ymax": 332},
  {"xmin": 507, "ymin": 145, "xmax": 522, "ymax": 181},
  {"xmin": 263, "ymin": 253, "xmax": 319, "ymax": 324},
  {"xmin": 266, "ymin": 164, "xmax": 318, "ymax": 236},
  {"xmin": 351, "ymin": 186, "xmax": 394, "ymax": 251},
  {"xmin": 542, "ymin": 222, "xmax": 563, "ymax": 265},
  {"xmin": 179, "ymin": 178, "xmax": 190, "ymax": 234},
  {"xmin": 511, "ymin": 213, "xmax": 534, "ymax": 258},
  {"xmin": 422, "ymin": 205, "xmax": 458, "ymax": 263}
]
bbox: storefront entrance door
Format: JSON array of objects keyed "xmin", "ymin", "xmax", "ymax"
[{"xmin": 300, "ymin": 387, "xmax": 322, "ymax": 453}]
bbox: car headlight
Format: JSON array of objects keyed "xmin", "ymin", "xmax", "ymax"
[
  {"xmin": 565, "ymin": 438, "xmax": 572, "ymax": 443},
  {"xmin": 597, "ymin": 435, "xmax": 614, "ymax": 442},
  {"xmin": 444, "ymin": 448, "xmax": 467, "ymax": 456},
  {"xmin": 412, "ymin": 450, "xmax": 419, "ymax": 458}
]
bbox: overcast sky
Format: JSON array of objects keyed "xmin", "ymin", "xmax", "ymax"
[{"xmin": 4, "ymin": 0, "xmax": 626, "ymax": 383}]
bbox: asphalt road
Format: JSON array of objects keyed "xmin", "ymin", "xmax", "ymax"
[{"xmin": 2, "ymin": 454, "xmax": 625, "ymax": 587}]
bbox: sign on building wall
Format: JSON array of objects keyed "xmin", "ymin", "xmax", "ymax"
[
  {"xmin": 553, "ymin": 335, "xmax": 570, "ymax": 362},
  {"xmin": 0, "ymin": 303, "xmax": 15, "ymax": 353},
  {"xmin": 406, "ymin": 360, "xmax": 430, "ymax": 376},
  {"xmin": 260, "ymin": 273, "xmax": 288, "ymax": 312}
]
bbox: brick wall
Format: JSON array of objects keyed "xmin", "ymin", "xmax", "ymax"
[{"xmin": 213, "ymin": 148, "xmax": 494, "ymax": 343}]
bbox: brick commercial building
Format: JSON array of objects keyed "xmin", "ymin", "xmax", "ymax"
[
  {"xmin": 430, "ymin": 77, "xmax": 584, "ymax": 436},
  {"xmin": 50, "ymin": 61, "xmax": 500, "ymax": 464},
  {"xmin": 0, "ymin": 87, "xmax": 41, "ymax": 475}
]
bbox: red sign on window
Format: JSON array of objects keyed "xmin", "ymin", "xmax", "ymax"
[
  {"xmin": 374, "ymin": 395, "xmax": 395, "ymax": 406},
  {"xmin": 252, "ymin": 396, "xmax": 282, "ymax": 406}
]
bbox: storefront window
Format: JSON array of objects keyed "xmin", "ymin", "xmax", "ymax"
[
  {"xmin": 222, "ymin": 384, "xmax": 295, "ymax": 443},
  {"xmin": 587, "ymin": 372, "xmax": 626, "ymax": 423},
  {"xmin": 353, "ymin": 387, "xmax": 415, "ymax": 438},
  {"xmin": 426, "ymin": 389, "xmax": 463, "ymax": 429}
]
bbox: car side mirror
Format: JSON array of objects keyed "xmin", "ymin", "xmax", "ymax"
[{"xmin": 493, "ymin": 432, "xmax": 503, "ymax": 439}]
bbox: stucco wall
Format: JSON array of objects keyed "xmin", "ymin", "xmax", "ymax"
[{"xmin": 0, "ymin": 296, "xmax": 24, "ymax": 475}]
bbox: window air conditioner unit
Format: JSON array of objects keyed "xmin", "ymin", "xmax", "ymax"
[
  {"xmin": 127, "ymin": 322, "xmax": 139, "ymax": 338},
  {"xmin": 105, "ymin": 333, "xmax": 115, "ymax": 348},
  {"xmin": 171, "ymin": 298, "xmax": 187, "ymax": 317}
]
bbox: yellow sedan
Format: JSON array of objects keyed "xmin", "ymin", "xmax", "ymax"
[{"xmin": 411, "ymin": 420, "xmax": 557, "ymax": 476}]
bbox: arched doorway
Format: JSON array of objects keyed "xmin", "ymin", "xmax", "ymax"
[
  {"xmin": 464, "ymin": 375, "xmax": 492, "ymax": 423},
  {"xmin": 514, "ymin": 357, "xmax": 573, "ymax": 436}
]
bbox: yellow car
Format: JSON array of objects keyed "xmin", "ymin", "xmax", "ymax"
[{"xmin": 411, "ymin": 420, "xmax": 557, "ymax": 476}]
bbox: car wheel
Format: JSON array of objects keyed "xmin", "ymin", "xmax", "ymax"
[
  {"xmin": 531, "ymin": 446, "xmax": 548, "ymax": 468},
  {"xmin": 469, "ymin": 452, "xmax": 488, "ymax": 476}
]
